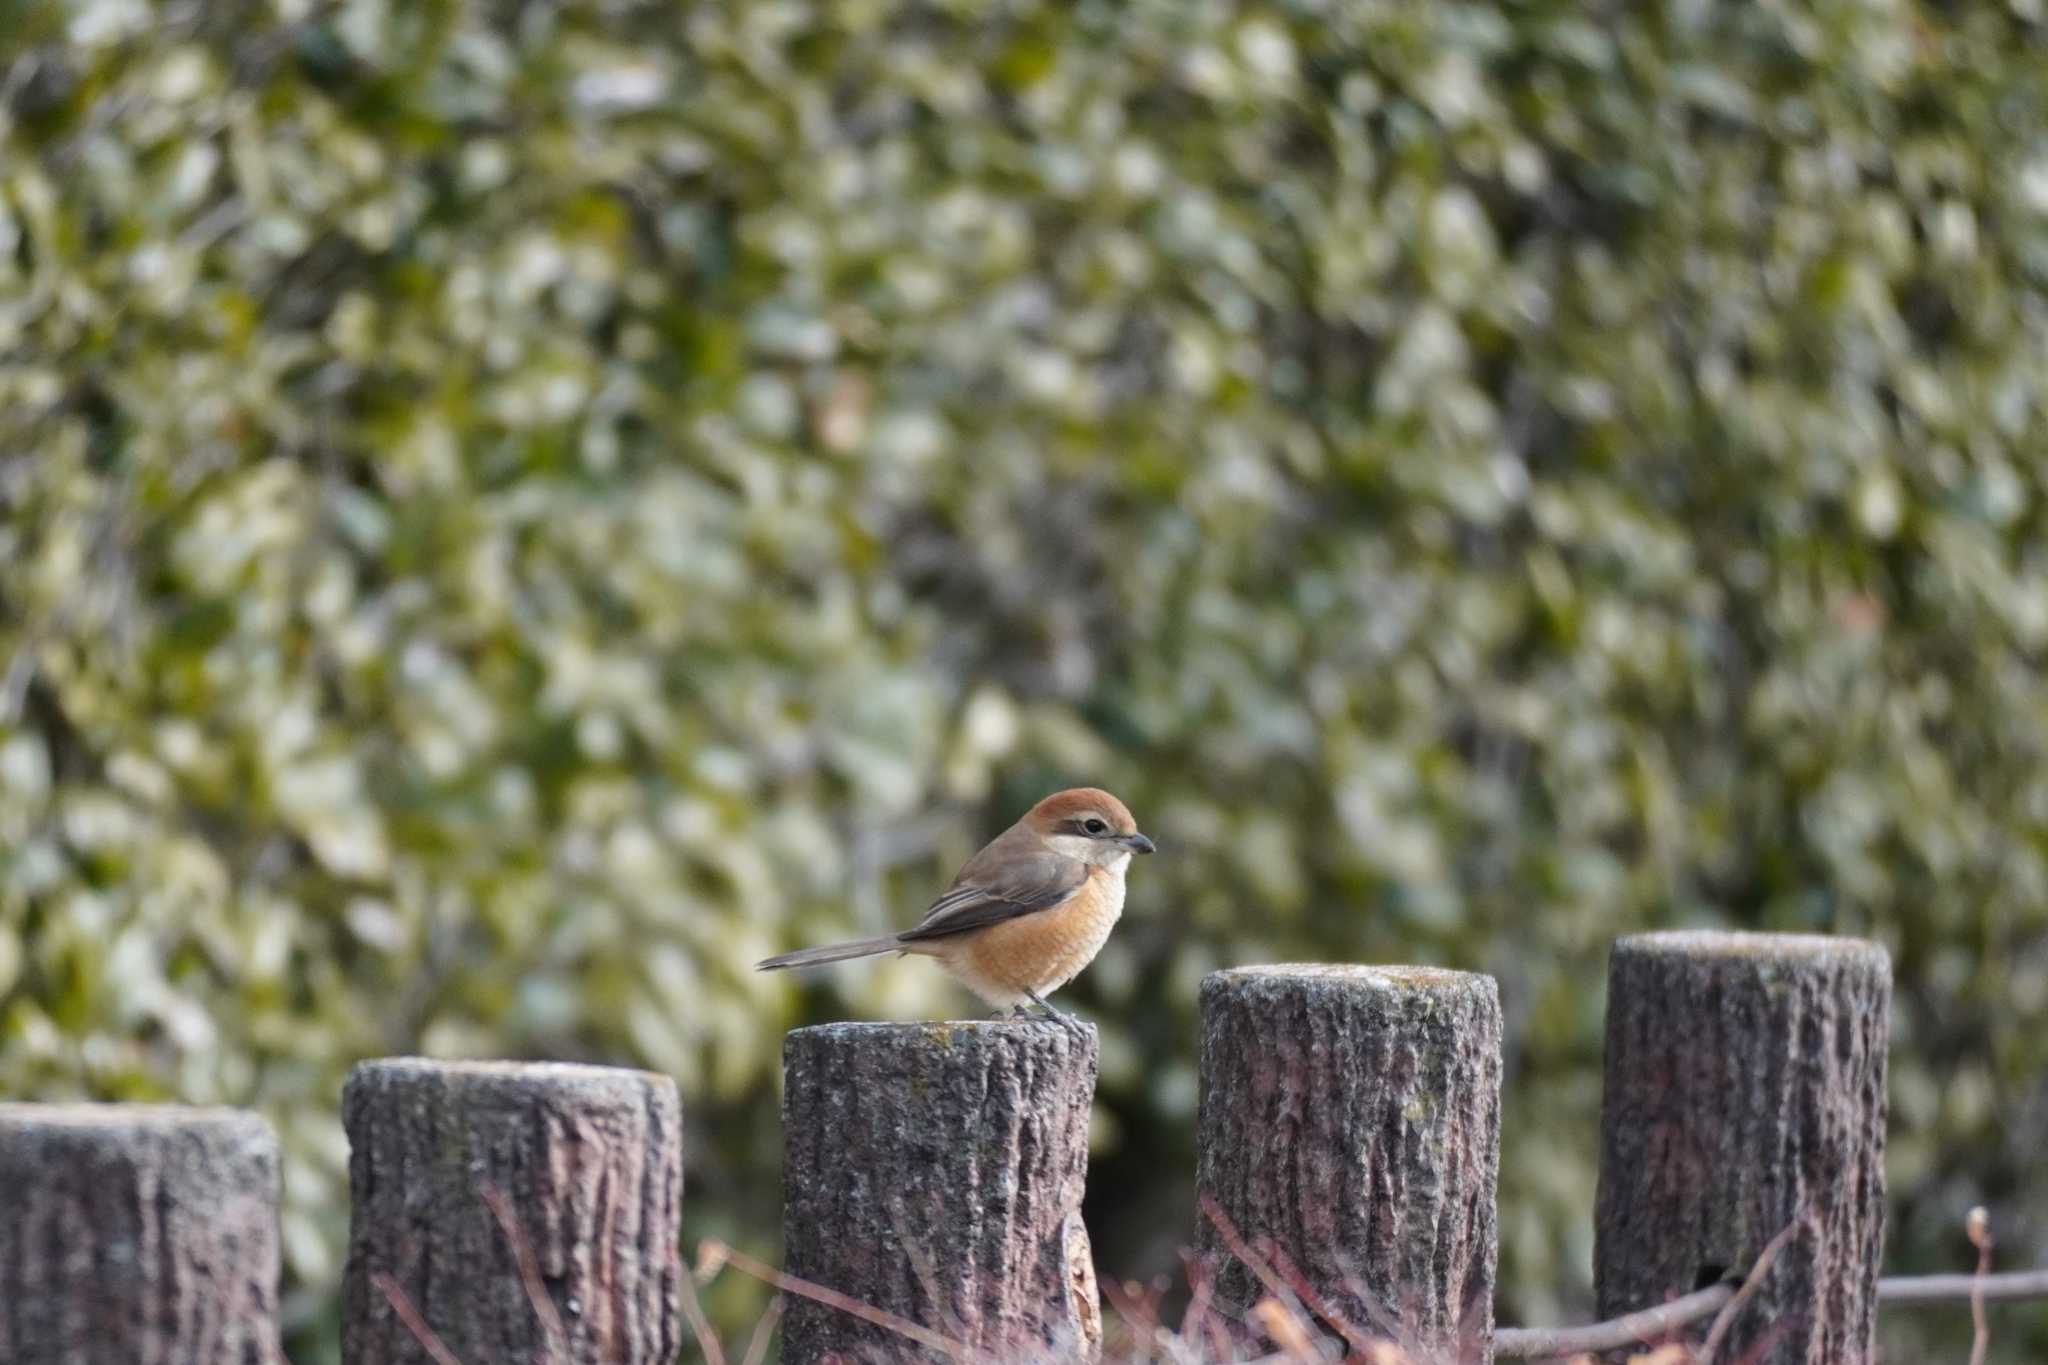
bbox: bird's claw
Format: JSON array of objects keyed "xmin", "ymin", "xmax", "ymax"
[{"xmin": 1024, "ymin": 990, "xmax": 1092, "ymax": 1044}]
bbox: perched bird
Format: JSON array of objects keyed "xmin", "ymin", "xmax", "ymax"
[{"xmin": 757, "ymin": 787, "xmax": 1154, "ymax": 1024}]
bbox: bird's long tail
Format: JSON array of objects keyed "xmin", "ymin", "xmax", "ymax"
[{"xmin": 756, "ymin": 936, "xmax": 904, "ymax": 971}]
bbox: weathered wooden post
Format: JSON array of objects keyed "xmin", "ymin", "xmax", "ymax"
[
  {"xmin": 1595, "ymin": 931, "xmax": 1890, "ymax": 1363},
  {"xmin": 0, "ymin": 1104, "xmax": 283, "ymax": 1364},
  {"xmin": 1196, "ymin": 965, "xmax": 1503, "ymax": 1361},
  {"xmin": 341, "ymin": 1058, "xmax": 683, "ymax": 1365},
  {"xmin": 781, "ymin": 1020, "xmax": 1101, "ymax": 1363}
]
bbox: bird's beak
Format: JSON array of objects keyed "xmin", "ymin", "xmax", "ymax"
[{"xmin": 1121, "ymin": 832, "xmax": 1157, "ymax": 854}]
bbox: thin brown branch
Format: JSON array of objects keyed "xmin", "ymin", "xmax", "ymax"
[
  {"xmin": 676, "ymin": 1261, "xmax": 729, "ymax": 1365},
  {"xmin": 478, "ymin": 1182, "xmax": 571, "ymax": 1363},
  {"xmin": 1257, "ymin": 1236, "xmax": 1377, "ymax": 1359},
  {"xmin": 1699, "ymin": 1218, "xmax": 1803, "ymax": 1365},
  {"xmin": 1966, "ymin": 1207, "xmax": 1993, "ymax": 1365},
  {"xmin": 1250, "ymin": 1297, "xmax": 1318, "ymax": 1360},
  {"xmin": 1877, "ymin": 1268, "xmax": 2048, "ymax": 1303},
  {"xmin": 1176, "ymin": 1248, "xmax": 1224, "ymax": 1360},
  {"xmin": 1494, "ymin": 1284, "xmax": 1734, "ymax": 1359},
  {"xmin": 738, "ymin": 1298, "xmax": 783, "ymax": 1365},
  {"xmin": 699, "ymin": 1239, "xmax": 986, "ymax": 1364},
  {"xmin": 1197, "ymin": 1197, "xmax": 1325, "ymax": 1354},
  {"xmin": 1496, "ymin": 1264, "xmax": 2048, "ymax": 1360},
  {"xmin": 372, "ymin": 1271, "xmax": 466, "ymax": 1365},
  {"xmin": 889, "ymin": 1200, "xmax": 974, "ymax": 1349},
  {"xmin": 1099, "ymin": 1275, "xmax": 1161, "ymax": 1351}
]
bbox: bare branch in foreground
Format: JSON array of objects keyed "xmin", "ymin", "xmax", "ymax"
[
  {"xmin": 1497, "ymin": 1262, "xmax": 2048, "ymax": 1358},
  {"xmin": 699, "ymin": 1238, "xmax": 986, "ymax": 1363},
  {"xmin": 1699, "ymin": 1219, "xmax": 1803, "ymax": 1364},
  {"xmin": 1876, "ymin": 1268, "xmax": 2048, "ymax": 1303},
  {"xmin": 479, "ymin": 1181, "xmax": 571, "ymax": 1364},
  {"xmin": 372, "ymin": 1272, "xmax": 466, "ymax": 1365},
  {"xmin": 1493, "ymin": 1284, "xmax": 1735, "ymax": 1359},
  {"xmin": 1966, "ymin": 1207, "xmax": 1994, "ymax": 1365},
  {"xmin": 1197, "ymin": 1197, "xmax": 1323, "ymax": 1353},
  {"xmin": 676, "ymin": 1260, "xmax": 729, "ymax": 1365}
]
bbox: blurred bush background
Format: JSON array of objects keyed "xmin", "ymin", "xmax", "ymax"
[{"xmin": 4, "ymin": 0, "xmax": 2046, "ymax": 1358}]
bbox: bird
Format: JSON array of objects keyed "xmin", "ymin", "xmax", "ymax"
[{"xmin": 757, "ymin": 787, "xmax": 1154, "ymax": 1028}]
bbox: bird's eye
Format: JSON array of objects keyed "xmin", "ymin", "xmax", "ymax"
[{"xmin": 1084, "ymin": 818, "xmax": 1108, "ymax": 835}]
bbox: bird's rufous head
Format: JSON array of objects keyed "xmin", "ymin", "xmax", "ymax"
[{"xmin": 1024, "ymin": 787, "xmax": 1156, "ymax": 865}]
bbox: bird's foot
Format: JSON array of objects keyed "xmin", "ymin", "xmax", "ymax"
[{"xmin": 1024, "ymin": 990, "xmax": 1092, "ymax": 1044}]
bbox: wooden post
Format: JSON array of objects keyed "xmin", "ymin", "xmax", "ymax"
[
  {"xmin": 781, "ymin": 1021, "xmax": 1101, "ymax": 1363},
  {"xmin": 0, "ymin": 1103, "xmax": 283, "ymax": 1364},
  {"xmin": 1196, "ymin": 965, "xmax": 1503, "ymax": 1361},
  {"xmin": 341, "ymin": 1058, "xmax": 684, "ymax": 1365},
  {"xmin": 1595, "ymin": 931, "xmax": 1890, "ymax": 1363}
]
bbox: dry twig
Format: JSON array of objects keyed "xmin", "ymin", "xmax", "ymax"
[
  {"xmin": 1177, "ymin": 1248, "xmax": 1232, "ymax": 1363},
  {"xmin": 478, "ymin": 1182, "xmax": 571, "ymax": 1364},
  {"xmin": 1197, "ymin": 1197, "xmax": 1326, "ymax": 1356},
  {"xmin": 738, "ymin": 1298, "xmax": 783, "ymax": 1365},
  {"xmin": 1877, "ymin": 1267, "xmax": 2048, "ymax": 1303},
  {"xmin": 372, "ymin": 1271, "xmax": 466, "ymax": 1365},
  {"xmin": 1258, "ymin": 1236, "xmax": 1378, "ymax": 1359},
  {"xmin": 700, "ymin": 1238, "xmax": 986, "ymax": 1363},
  {"xmin": 677, "ymin": 1264, "xmax": 730, "ymax": 1365},
  {"xmin": 1967, "ymin": 1206, "xmax": 1994, "ymax": 1365},
  {"xmin": 1697, "ymin": 1217, "xmax": 1803, "ymax": 1364},
  {"xmin": 1493, "ymin": 1284, "xmax": 1735, "ymax": 1359}
]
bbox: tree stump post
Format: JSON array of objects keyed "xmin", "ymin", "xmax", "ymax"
[
  {"xmin": 341, "ymin": 1058, "xmax": 684, "ymax": 1365},
  {"xmin": 0, "ymin": 1103, "xmax": 283, "ymax": 1364},
  {"xmin": 1196, "ymin": 965, "xmax": 1503, "ymax": 1361},
  {"xmin": 1595, "ymin": 931, "xmax": 1891, "ymax": 1363},
  {"xmin": 781, "ymin": 1020, "xmax": 1101, "ymax": 1363}
]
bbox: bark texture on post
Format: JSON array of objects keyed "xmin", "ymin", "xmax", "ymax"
[
  {"xmin": 0, "ymin": 1103, "xmax": 282, "ymax": 1365},
  {"xmin": 782, "ymin": 1020, "xmax": 1100, "ymax": 1364},
  {"xmin": 1196, "ymin": 965, "xmax": 1503, "ymax": 1361},
  {"xmin": 342, "ymin": 1058, "xmax": 683, "ymax": 1365},
  {"xmin": 1595, "ymin": 931, "xmax": 1890, "ymax": 1364}
]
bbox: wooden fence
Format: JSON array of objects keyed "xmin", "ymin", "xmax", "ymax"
[{"xmin": 0, "ymin": 929, "xmax": 2035, "ymax": 1364}]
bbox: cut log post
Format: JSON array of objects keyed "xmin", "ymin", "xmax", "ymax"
[
  {"xmin": 1595, "ymin": 931, "xmax": 1891, "ymax": 1364},
  {"xmin": 781, "ymin": 1020, "xmax": 1101, "ymax": 1363},
  {"xmin": 341, "ymin": 1058, "xmax": 683, "ymax": 1365},
  {"xmin": 1196, "ymin": 965, "xmax": 1503, "ymax": 1361},
  {"xmin": 0, "ymin": 1103, "xmax": 282, "ymax": 1365}
]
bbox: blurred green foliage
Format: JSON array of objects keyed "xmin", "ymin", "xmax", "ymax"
[{"xmin": 4, "ymin": 0, "xmax": 2047, "ymax": 1357}]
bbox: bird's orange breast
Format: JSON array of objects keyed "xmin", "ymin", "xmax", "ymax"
[{"xmin": 934, "ymin": 865, "xmax": 1126, "ymax": 1006}]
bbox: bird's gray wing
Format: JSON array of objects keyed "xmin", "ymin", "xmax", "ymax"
[{"xmin": 896, "ymin": 849, "xmax": 1087, "ymax": 942}]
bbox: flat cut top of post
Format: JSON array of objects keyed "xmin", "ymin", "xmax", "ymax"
[
  {"xmin": 0, "ymin": 1102, "xmax": 267, "ymax": 1129},
  {"xmin": 350, "ymin": 1056, "xmax": 672, "ymax": 1086},
  {"xmin": 1206, "ymin": 963, "xmax": 1487, "ymax": 993},
  {"xmin": 1616, "ymin": 930, "xmax": 1888, "ymax": 964},
  {"xmin": 787, "ymin": 1019, "xmax": 1097, "ymax": 1043}
]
